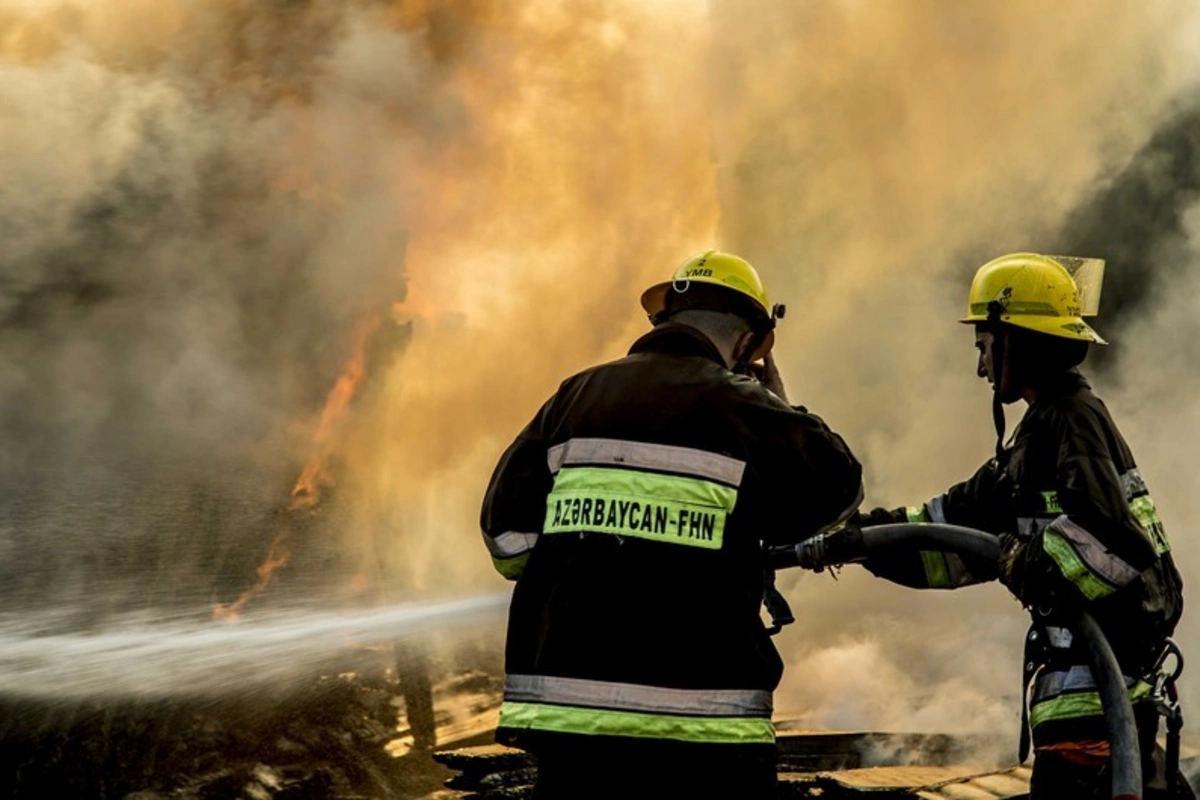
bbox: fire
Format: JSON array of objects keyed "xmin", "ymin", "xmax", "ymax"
[{"xmin": 213, "ymin": 314, "xmax": 383, "ymax": 621}]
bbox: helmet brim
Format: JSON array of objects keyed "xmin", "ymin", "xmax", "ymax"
[{"xmin": 959, "ymin": 313, "xmax": 1107, "ymax": 345}]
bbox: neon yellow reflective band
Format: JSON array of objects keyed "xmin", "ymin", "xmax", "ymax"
[
  {"xmin": 920, "ymin": 551, "xmax": 952, "ymax": 588},
  {"xmin": 1130, "ymin": 495, "xmax": 1170, "ymax": 555},
  {"xmin": 970, "ymin": 301, "xmax": 1061, "ymax": 317},
  {"xmin": 498, "ymin": 701, "xmax": 776, "ymax": 744},
  {"xmin": 543, "ymin": 467, "xmax": 737, "ymax": 550},
  {"xmin": 1041, "ymin": 491, "xmax": 1063, "ymax": 514},
  {"xmin": 1030, "ymin": 682, "xmax": 1152, "ymax": 728},
  {"xmin": 1043, "ymin": 529, "xmax": 1116, "ymax": 601},
  {"xmin": 492, "ymin": 552, "xmax": 530, "ymax": 580},
  {"xmin": 905, "ymin": 506, "xmax": 930, "ymax": 524}
]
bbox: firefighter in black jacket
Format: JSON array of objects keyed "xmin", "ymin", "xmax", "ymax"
[
  {"xmin": 480, "ymin": 250, "xmax": 863, "ymax": 799},
  {"xmin": 837, "ymin": 253, "xmax": 1184, "ymax": 799}
]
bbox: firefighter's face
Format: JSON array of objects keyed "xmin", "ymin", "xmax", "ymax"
[
  {"xmin": 976, "ymin": 328, "xmax": 1024, "ymax": 403},
  {"xmin": 975, "ymin": 330, "xmax": 995, "ymax": 384}
]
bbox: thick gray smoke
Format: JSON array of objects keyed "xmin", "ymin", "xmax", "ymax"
[{"xmin": 0, "ymin": 2, "xmax": 454, "ymax": 613}]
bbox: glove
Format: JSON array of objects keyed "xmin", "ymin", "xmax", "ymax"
[
  {"xmin": 797, "ymin": 524, "xmax": 865, "ymax": 571},
  {"xmin": 997, "ymin": 532, "xmax": 1026, "ymax": 600}
]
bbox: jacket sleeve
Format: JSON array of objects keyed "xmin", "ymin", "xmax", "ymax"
[
  {"xmin": 726, "ymin": 383, "xmax": 864, "ymax": 548},
  {"xmin": 480, "ymin": 395, "xmax": 557, "ymax": 580},
  {"xmin": 862, "ymin": 459, "xmax": 1006, "ymax": 590},
  {"xmin": 1003, "ymin": 406, "xmax": 1159, "ymax": 605}
]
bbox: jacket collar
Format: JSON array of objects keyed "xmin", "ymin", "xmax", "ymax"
[
  {"xmin": 1032, "ymin": 368, "xmax": 1090, "ymax": 400},
  {"xmin": 628, "ymin": 323, "xmax": 728, "ymax": 367}
]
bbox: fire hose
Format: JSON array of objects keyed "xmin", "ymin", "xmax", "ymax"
[{"xmin": 766, "ymin": 523, "xmax": 1145, "ymax": 800}]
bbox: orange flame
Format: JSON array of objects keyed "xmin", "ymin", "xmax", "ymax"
[{"xmin": 213, "ymin": 313, "xmax": 382, "ymax": 621}]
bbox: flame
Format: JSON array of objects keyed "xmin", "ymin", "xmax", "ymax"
[{"xmin": 213, "ymin": 314, "xmax": 382, "ymax": 621}]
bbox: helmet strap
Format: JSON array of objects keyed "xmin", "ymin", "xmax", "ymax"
[{"xmin": 986, "ymin": 302, "xmax": 1007, "ymax": 461}]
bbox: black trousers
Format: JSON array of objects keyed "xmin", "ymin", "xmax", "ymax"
[
  {"xmin": 530, "ymin": 738, "xmax": 778, "ymax": 800},
  {"xmin": 1030, "ymin": 709, "xmax": 1195, "ymax": 800}
]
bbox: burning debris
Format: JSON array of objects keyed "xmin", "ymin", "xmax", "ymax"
[{"xmin": 213, "ymin": 311, "xmax": 389, "ymax": 622}]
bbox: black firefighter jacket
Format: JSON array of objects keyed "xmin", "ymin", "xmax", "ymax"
[
  {"xmin": 864, "ymin": 370, "xmax": 1183, "ymax": 747},
  {"xmin": 480, "ymin": 323, "xmax": 863, "ymax": 753}
]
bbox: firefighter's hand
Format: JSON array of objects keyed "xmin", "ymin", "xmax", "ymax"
[
  {"xmin": 749, "ymin": 353, "xmax": 788, "ymax": 403},
  {"xmin": 997, "ymin": 532, "xmax": 1026, "ymax": 600}
]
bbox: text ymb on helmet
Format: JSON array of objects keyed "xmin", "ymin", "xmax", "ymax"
[
  {"xmin": 641, "ymin": 249, "xmax": 785, "ymax": 363},
  {"xmin": 960, "ymin": 252, "xmax": 1107, "ymax": 345}
]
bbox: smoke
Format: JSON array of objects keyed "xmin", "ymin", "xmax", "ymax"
[{"xmin": 3, "ymin": 0, "xmax": 1200, "ymax": 742}]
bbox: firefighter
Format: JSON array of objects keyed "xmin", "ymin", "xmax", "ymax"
[
  {"xmin": 480, "ymin": 250, "xmax": 863, "ymax": 799},
  {"xmin": 827, "ymin": 253, "xmax": 1186, "ymax": 798}
]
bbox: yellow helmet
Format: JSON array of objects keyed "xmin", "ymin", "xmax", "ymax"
[
  {"xmin": 641, "ymin": 249, "xmax": 771, "ymax": 318},
  {"xmin": 960, "ymin": 252, "xmax": 1107, "ymax": 344},
  {"xmin": 641, "ymin": 249, "xmax": 776, "ymax": 360}
]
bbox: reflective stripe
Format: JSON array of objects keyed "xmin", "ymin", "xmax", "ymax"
[
  {"xmin": 1033, "ymin": 665, "xmax": 1133, "ymax": 701},
  {"xmin": 547, "ymin": 438, "xmax": 745, "ymax": 487},
  {"xmin": 492, "ymin": 553, "xmax": 530, "ymax": 580},
  {"xmin": 504, "ymin": 675, "xmax": 772, "ymax": 717},
  {"xmin": 970, "ymin": 300, "xmax": 1061, "ymax": 317},
  {"xmin": 1031, "ymin": 666, "xmax": 1152, "ymax": 727},
  {"xmin": 1129, "ymin": 495, "xmax": 1170, "ymax": 555},
  {"xmin": 1043, "ymin": 516, "xmax": 1141, "ymax": 600},
  {"xmin": 484, "ymin": 530, "xmax": 540, "ymax": 558},
  {"xmin": 1120, "ymin": 468, "xmax": 1149, "ymax": 498},
  {"xmin": 927, "ymin": 495, "xmax": 947, "ymax": 524},
  {"xmin": 920, "ymin": 551, "xmax": 952, "ymax": 588},
  {"xmin": 1130, "ymin": 495, "xmax": 1163, "ymax": 528},
  {"xmin": 1118, "ymin": 468, "xmax": 1170, "ymax": 553},
  {"xmin": 918, "ymin": 550, "xmax": 972, "ymax": 589},
  {"xmin": 1046, "ymin": 626, "xmax": 1074, "ymax": 649},
  {"xmin": 544, "ymin": 467, "xmax": 736, "ymax": 550},
  {"xmin": 905, "ymin": 506, "xmax": 931, "ymax": 524},
  {"xmin": 498, "ymin": 701, "xmax": 776, "ymax": 744}
]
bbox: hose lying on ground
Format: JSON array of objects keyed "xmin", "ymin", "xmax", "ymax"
[{"xmin": 767, "ymin": 522, "xmax": 1142, "ymax": 800}]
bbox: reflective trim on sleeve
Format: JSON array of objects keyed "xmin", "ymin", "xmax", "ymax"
[
  {"xmin": 504, "ymin": 675, "xmax": 772, "ymax": 718},
  {"xmin": 484, "ymin": 530, "xmax": 540, "ymax": 559},
  {"xmin": 918, "ymin": 550, "xmax": 974, "ymax": 589},
  {"xmin": 492, "ymin": 552, "xmax": 530, "ymax": 580},
  {"xmin": 547, "ymin": 438, "xmax": 745, "ymax": 487},
  {"xmin": 906, "ymin": 506, "xmax": 931, "ymax": 524},
  {"xmin": 926, "ymin": 495, "xmax": 948, "ymax": 524},
  {"xmin": 498, "ymin": 702, "xmax": 776, "ymax": 745},
  {"xmin": 1119, "ymin": 469, "xmax": 1170, "ymax": 553},
  {"xmin": 1120, "ymin": 468, "xmax": 1149, "ymax": 498},
  {"xmin": 1130, "ymin": 495, "xmax": 1170, "ymax": 555},
  {"xmin": 543, "ymin": 466, "xmax": 737, "ymax": 549},
  {"xmin": 920, "ymin": 551, "xmax": 952, "ymax": 588},
  {"xmin": 1042, "ymin": 516, "xmax": 1141, "ymax": 600}
]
